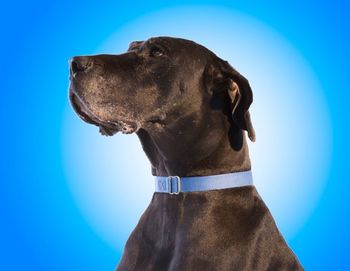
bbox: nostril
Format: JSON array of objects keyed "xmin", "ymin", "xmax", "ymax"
[
  {"xmin": 70, "ymin": 57, "xmax": 92, "ymax": 75},
  {"xmin": 71, "ymin": 60, "xmax": 80, "ymax": 74}
]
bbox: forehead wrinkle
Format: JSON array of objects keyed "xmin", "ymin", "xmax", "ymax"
[{"xmin": 146, "ymin": 37, "xmax": 172, "ymax": 50}]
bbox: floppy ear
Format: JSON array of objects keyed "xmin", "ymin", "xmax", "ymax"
[
  {"xmin": 205, "ymin": 58, "xmax": 256, "ymax": 142},
  {"xmin": 226, "ymin": 77, "xmax": 256, "ymax": 142}
]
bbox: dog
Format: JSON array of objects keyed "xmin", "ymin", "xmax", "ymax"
[{"xmin": 69, "ymin": 36, "xmax": 303, "ymax": 271}]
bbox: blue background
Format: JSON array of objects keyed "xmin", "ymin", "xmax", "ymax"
[{"xmin": 1, "ymin": 1, "xmax": 350, "ymax": 270}]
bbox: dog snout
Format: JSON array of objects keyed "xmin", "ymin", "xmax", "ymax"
[{"xmin": 70, "ymin": 56, "xmax": 93, "ymax": 76}]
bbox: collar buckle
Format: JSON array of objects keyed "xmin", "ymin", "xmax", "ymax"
[{"xmin": 167, "ymin": 176, "xmax": 181, "ymax": 194}]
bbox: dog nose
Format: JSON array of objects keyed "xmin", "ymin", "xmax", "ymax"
[{"xmin": 70, "ymin": 56, "xmax": 92, "ymax": 76}]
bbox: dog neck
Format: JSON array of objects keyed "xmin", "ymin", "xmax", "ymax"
[{"xmin": 136, "ymin": 110, "xmax": 251, "ymax": 177}]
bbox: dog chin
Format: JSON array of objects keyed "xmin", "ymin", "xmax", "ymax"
[
  {"xmin": 99, "ymin": 120, "xmax": 138, "ymax": 136},
  {"xmin": 98, "ymin": 125, "xmax": 120, "ymax": 136},
  {"xmin": 70, "ymin": 91, "xmax": 139, "ymax": 136}
]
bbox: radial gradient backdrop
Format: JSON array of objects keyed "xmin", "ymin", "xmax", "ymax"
[{"xmin": 1, "ymin": 1, "xmax": 350, "ymax": 271}]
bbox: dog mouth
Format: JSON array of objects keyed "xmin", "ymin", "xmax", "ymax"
[{"xmin": 69, "ymin": 92, "xmax": 138, "ymax": 136}]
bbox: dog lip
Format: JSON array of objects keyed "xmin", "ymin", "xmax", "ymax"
[
  {"xmin": 69, "ymin": 91, "xmax": 99, "ymax": 125},
  {"xmin": 69, "ymin": 91, "xmax": 121, "ymax": 135},
  {"xmin": 69, "ymin": 91, "xmax": 139, "ymax": 135},
  {"xmin": 111, "ymin": 119, "xmax": 139, "ymax": 134}
]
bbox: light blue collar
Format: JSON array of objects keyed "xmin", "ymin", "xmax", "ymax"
[{"xmin": 154, "ymin": 170, "xmax": 253, "ymax": 194}]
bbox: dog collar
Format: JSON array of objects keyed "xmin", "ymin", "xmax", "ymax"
[{"xmin": 154, "ymin": 170, "xmax": 253, "ymax": 194}]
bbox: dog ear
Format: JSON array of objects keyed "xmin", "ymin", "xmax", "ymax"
[
  {"xmin": 205, "ymin": 58, "xmax": 256, "ymax": 142},
  {"xmin": 226, "ymin": 76, "xmax": 256, "ymax": 142}
]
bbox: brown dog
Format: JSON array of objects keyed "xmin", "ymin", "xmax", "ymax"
[{"xmin": 69, "ymin": 36, "xmax": 303, "ymax": 270}]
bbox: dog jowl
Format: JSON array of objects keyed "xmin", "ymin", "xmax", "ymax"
[{"xmin": 69, "ymin": 36, "xmax": 303, "ymax": 271}]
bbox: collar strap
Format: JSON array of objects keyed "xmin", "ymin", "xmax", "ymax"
[{"xmin": 154, "ymin": 170, "xmax": 253, "ymax": 194}]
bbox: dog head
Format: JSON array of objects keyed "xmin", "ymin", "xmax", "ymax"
[{"xmin": 69, "ymin": 36, "xmax": 255, "ymax": 142}]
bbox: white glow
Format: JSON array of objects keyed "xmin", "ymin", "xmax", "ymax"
[{"xmin": 61, "ymin": 6, "xmax": 332, "ymax": 252}]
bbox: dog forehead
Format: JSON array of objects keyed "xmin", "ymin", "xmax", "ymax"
[
  {"xmin": 148, "ymin": 36, "xmax": 202, "ymax": 49},
  {"xmin": 127, "ymin": 37, "xmax": 171, "ymax": 51},
  {"xmin": 129, "ymin": 37, "xmax": 201, "ymax": 50},
  {"xmin": 127, "ymin": 40, "xmax": 144, "ymax": 51},
  {"xmin": 127, "ymin": 37, "xmax": 214, "ymax": 67}
]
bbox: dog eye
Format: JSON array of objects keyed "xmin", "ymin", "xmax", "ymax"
[{"xmin": 149, "ymin": 46, "xmax": 164, "ymax": 57}]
